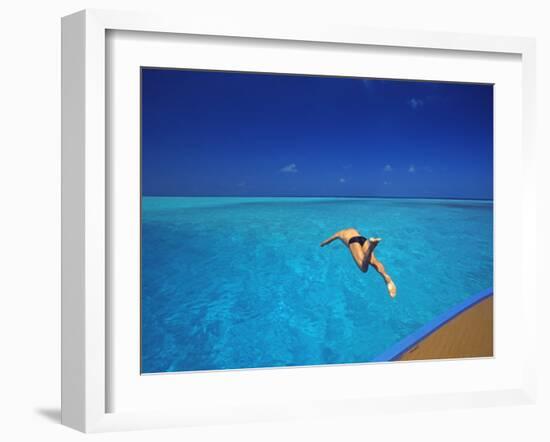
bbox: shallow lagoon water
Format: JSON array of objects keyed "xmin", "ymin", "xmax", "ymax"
[{"xmin": 141, "ymin": 197, "xmax": 493, "ymax": 373}]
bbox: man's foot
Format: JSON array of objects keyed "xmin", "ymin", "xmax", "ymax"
[
  {"xmin": 386, "ymin": 280, "xmax": 397, "ymax": 298},
  {"xmin": 362, "ymin": 237, "xmax": 381, "ymax": 253}
]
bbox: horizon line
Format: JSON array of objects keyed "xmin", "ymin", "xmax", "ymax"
[{"xmin": 142, "ymin": 194, "xmax": 494, "ymax": 202}]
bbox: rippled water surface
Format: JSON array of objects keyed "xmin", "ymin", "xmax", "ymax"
[{"xmin": 141, "ymin": 197, "xmax": 493, "ymax": 373}]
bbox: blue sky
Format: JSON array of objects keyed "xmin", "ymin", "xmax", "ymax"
[{"xmin": 142, "ymin": 68, "xmax": 493, "ymax": 199}]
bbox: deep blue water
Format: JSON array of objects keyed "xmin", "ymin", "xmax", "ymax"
[{"xmin": 141, "ymin": 197, "xmax": 493, "ymax": 373}]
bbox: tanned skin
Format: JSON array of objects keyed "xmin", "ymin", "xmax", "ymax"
[{"xmin": 320, "ymin": 228, "xmax": 397, "ymax": 298}]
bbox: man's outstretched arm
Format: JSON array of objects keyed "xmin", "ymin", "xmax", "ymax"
[{"xmin": 320, "ymin": 232, "xmax": 342, "ymax": 247}]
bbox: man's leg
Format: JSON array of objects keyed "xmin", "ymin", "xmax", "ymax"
[
  {"xmin": 369, "ymin": 252, "xmax": 397, "ymax": 298},
  {"xmin": 354, "ymin": 238, "xmax": 380, "ymax": 272}
]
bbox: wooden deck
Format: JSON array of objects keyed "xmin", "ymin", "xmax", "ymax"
[{"xmin": 398, "ymin": 296, "xmax": 493, "ymax": 361}]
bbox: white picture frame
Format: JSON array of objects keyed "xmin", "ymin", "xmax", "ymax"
[{"xmin": 61, "ymin": 9, "xmax": 538, "ymax": 433}]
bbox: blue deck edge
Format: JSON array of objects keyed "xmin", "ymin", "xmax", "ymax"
[{"xmin": 371, "ymin": 287, "xmax": 494, "ymax": 362}]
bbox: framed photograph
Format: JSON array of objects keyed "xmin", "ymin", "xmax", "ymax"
[{"xmin": 61, "ymin": 9, "xmax": 538, "ymax": 432}]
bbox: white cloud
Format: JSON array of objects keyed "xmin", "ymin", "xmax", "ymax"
[
  {"xmin": 339, "ymin": 177, "xmax": 346, "ymax": 183},
  {"xmin": 408, "ymin": 98, "xmax": 424, "ymax": 109},
  {"xmin": 408, "ymin": 164, "xmax": 416, "ymax": 173},
  {"xmin": 383, "ymin": 164, "xmax": 392, "ymax": 172},
  {"xmin": 383, "ymin": 180, "xmax": 391, "ymax": 185},
  {"xmin": 280, "ymin": 163, "xmax": 298, "ymax": 173}
]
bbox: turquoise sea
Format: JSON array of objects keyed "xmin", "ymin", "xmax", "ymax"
[{"xmin": 141, "ymin": 197, "xmax": 493, "ymax": 373}]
